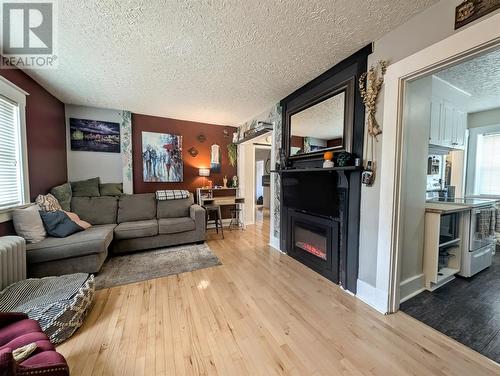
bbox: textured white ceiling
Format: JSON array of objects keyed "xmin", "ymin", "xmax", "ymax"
[
  {"xmin": 291, "ymin": 92, "xmax": 345, "ymax": 139},
  {"xmin": 25, "ymin": 0, "xmax": 436, "ymax": 125},
  {"xmin": 435, "ymin": 48, "xmax": 500, "ymax": 113}
]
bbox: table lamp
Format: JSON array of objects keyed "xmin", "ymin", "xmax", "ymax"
[{"xmin": 199, "ymin": 168, "xmax": 210, "ymax": 188}]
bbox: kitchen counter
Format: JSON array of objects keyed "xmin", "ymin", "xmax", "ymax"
[
  {"xmin": 425, "ymin": 198, "xmax": 498, "ymax": 214},
  {"xmin": 425, "ymin": 202, "xmax": 471, "ymax": 214}
]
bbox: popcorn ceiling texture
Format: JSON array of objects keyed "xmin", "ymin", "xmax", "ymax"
[
  {"xmin": 435, "ymin": 48, "xmax": 500, "ymax": 113},
  {"xmin": 26, "ymin": 0, "xmax": 436, "ymax": 125}
]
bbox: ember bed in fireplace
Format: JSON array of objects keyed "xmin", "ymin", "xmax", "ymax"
[{"xmin": 288, "ymin": 209, "xmax": 340, "ymax": 283}]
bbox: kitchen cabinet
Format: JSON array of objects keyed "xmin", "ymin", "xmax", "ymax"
[{"xmin": 428, "ymin": 98, "xmax": 467, "ymax": 150}]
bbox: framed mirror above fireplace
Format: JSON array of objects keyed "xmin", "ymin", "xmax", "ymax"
[{"xmin": 288, "ymin": 78, "xmax": 355, "ymax": 159}]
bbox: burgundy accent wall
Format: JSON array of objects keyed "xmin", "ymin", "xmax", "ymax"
[
  {"xmin": 0, "ymin": 68, "xmax": 67, "ymax": 236},
  {"xmin": 291, "ymin": 135, "xmax": 304, "ymax": 148},
  {"xmin": 327, "ymin": 138, "xmax": 343, "ymax": 148},
  {"xmin": 132, "ymin": 114, "xmax": 237, "ymax": 194},
  {"xmin": 0, "ymin": 70, "xmax": 67, "ymax": 199}
]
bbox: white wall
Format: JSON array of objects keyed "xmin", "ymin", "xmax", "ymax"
[
  {"xmin": 468, "ymin": 107, "xmax": 500, "ymax": 128},
  {"xmin": 357, "ymin": 0, "xmax": 494, "ymax": 291},
  {"xmin": 66, "ymin": 105, "xmax": 124, "ymax": 183},
  {"xmin": 398, "ymin": 77, "xmax": 432, "ymax": 300}
]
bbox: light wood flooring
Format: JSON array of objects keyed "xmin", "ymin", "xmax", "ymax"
[{"xmin": 57, "ymin": 218, "xmax": 500, "ymax": 375}]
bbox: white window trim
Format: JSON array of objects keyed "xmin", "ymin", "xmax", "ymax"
[{"xmin": 0, "ymin": 75, "xmax": 30, "ymax": 223}]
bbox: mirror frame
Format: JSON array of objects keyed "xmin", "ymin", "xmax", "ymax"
[{"xmin": 285, "ymin": 77, "xmax": 355, "ymax": 160}]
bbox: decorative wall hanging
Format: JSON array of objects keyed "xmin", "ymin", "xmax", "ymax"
[
  {"xmin": 455, "ymin": 0, "xmax": 500, "ymax": 30},
  {"xmin": 142, "ymin": 131, "xmax": 183, "ymax": 182},
  {"xmin": 197, "ymin": 134, "xmax": 206, "ymax": 143},
  {"xmin": 223, "ymin": 129, "xmax": 230, "ymax": 138},
  {"xmin": 70, "ymin": 118, "xmax": 120, "ymax": 153},
  {"xmin": 120, "ymin": 111, "xmax": 133, "ymax": 194},
  {"xmin": 359, "ymin": 60, "xmax": 387, "ymax": 187},
  {"xmin": 188, "ymin": 147, "xmax": 199, "ymax": 157},
  {"xmin": 227, "ymin": 143, "xmax": 237, "ymax": 167},
  {"xmin": 359, "ymin": 60, "xmax": 387, "ymax": 140},
  {"xmin": 210, "ymin": 144, "xmax": 221, "ymax": 173}
]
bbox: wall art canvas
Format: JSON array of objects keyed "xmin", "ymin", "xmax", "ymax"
[
  {"xmin": 70, "ymin": 118, "xmax": 120, "ymax": 153},
  {"xmin": 142, "ymin": 131, "xmax": 183, "ymax": 182}
]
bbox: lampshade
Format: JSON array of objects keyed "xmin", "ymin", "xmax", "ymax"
[{"xmin": 199, "ymin": 168, "xmax": 210, "ymax": 177}]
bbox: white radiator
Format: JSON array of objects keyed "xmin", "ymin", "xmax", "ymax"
[{"xmin": 0, "ymin": 236, "xmax": 26, "ymax": 290}]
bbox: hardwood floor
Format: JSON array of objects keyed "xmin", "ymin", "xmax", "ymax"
[{"xmin": 57, "ymin": 219, "xmax": 500, "ymax": 375}]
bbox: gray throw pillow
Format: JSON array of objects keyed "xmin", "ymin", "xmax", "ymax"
[
  {"xmin": 39, "ymin": 211, "xmax": 84, "ymax": 238},
  {"xmin": 12, "ymin": 205, "xmax": 47, "ymax": 243},
  {"xmin": 99, "ymin": 183, "xmax": 123, "ymax": 196},
  {"xmin": 71, "ymin": 177, "xmax": 100, "ymax": 197},
  {"xmin": 51, "ymin": 182, "xmax": 72, "ymax": 211}
]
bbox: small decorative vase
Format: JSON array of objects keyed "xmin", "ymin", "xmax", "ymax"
[{"xmin": 323, "ymin": 160, "xmax": 334, "ymax": 168}]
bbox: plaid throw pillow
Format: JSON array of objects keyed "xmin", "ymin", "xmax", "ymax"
[{"xmin": 155, "ymin": 190, "xmax": 190, "ymax": 201}]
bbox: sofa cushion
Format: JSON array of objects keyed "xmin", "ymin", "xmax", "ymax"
[
  {"xmin": 157, "ymin": 194, "xmax": 194, "ymax": 218},
  {"xmin": 158, "ymin": 217, "xmax": 196, "ymax": 235},
  {"xmin": 50, "ymin": 183, "xmax": 72, "ymax": 211},
  {"xmin": 114, "ymin": 219, "xmax": 158, "ymax": 240},
  {"xmin": 71, "ymin": 196, "xmax": 118, "ymax": 225},
  {"xmin": 99, "ymin": 183, "xmax": 123, "ymax": 196},
  {"xmin": 26, "ymin": 224, "xmax": 115, "ymax": 264},
  {"xmin": 35, "ymin": 194, "xmax": 62, "ymax": 212},
  {"xmin": 39, "ymin": 211, "xmax": 83, "ymax": 238},
  {"xmin": 71, "ymin": 177, "xmax": 100, "ymax": 197},
  {"xmin": 117, "ymin": 194, "xmax": 156, "ymax": 223},
  {"xmin": 12, "ymin": 206, "xmax": 46, "ymax": 244}
]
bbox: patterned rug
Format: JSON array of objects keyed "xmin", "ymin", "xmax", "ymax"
[
  {"xmin": 94, "ymin": 243, "xmax": 221, "ymax": 290},
  {"xmin": 0, "ymin": 273, "xmax": 94, "ymax": 344}
]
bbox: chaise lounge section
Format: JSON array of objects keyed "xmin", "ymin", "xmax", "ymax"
[{"xmin": 26, "ymin": 193, "xmax": 205, "ymax": 277}]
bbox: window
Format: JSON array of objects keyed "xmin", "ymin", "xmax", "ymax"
[
  {"xmin": 475, "ymin": 133, "xmax": 500, "ymax": 196},
  {"xmin": 0, "ymin": 77, "xmax": 28, "ymax": 213}
]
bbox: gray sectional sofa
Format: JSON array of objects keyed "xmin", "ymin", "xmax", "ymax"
[{"xmin": 26, "ymin": 193, "xmax": 206, "ymax": 277}]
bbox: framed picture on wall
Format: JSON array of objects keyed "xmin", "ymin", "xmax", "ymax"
[
  {"xmin": 142, "ymin": 131, "xmax": 183, "ymax": 182},
  {"xmin": 70, "ymin": 118, "xmax": 121, "ymax": 153}
]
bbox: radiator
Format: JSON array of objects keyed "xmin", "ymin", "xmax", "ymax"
[{"xmin": 0, "ymin": 236, "xmax": 26, "ymax": 290}]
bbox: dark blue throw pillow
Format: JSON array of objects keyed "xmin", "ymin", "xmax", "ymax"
[{"xmin": 39, "ymin": 210, "xmax": 84, "ymax": 238}]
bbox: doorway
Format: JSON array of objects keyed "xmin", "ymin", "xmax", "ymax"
[
  {"xmin": 254, "ymin": 145, "xmax": 271, "ymax": 224},
  {"xmin": 395, "ymin": 46, "xmax": 500, "ymax": 362}
]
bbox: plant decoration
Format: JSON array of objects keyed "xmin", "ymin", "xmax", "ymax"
[
  {"xmin": 227, "ymin": 143, "xmax": 237, "ymax": 167},
  {"xmin": 359, "ymin": 60, "xmax": 387, "ymax": 140}
]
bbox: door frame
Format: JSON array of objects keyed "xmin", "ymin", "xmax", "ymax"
[{"xmin": 377, "ymin": 13, "xmax": 500, "ymax": 313}]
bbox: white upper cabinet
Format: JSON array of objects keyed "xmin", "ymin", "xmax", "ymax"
[{"xmin": 428, "ymin": 77, "xmax": 468, "ymax": 150}]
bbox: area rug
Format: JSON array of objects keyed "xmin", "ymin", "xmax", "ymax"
[{"xmin": 94, "ymin": 243, "xmax": 221, "ymax": 290}]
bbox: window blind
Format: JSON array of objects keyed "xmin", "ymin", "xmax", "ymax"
[
  {"xmin": 476, "ymin": 133, "xmax": 500, "ymax": 195},
  {"xmin": 0, "ymin": 95, "xmax": 23, "ymax": 210}
]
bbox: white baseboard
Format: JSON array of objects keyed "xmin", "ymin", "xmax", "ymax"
[
  {"xmin": 399, "ymin": 274, "xmax": 425, "ymax": 303},
  {"xmin": 356, "ymin": 279, "xmax": 388, "ymax": 314}
]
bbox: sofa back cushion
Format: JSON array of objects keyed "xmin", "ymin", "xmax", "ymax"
[
  {"xmin": 117, "ymin": 193, "xmax": 156, "ymax": 223},
  {"xmin": 71, "ymin": 177, "xmax": 100, "ymax": 197},
  {"xmin": 157, "ymin": 194, "xmax": 194, "ymax": 218},
  {"xmin": 71, "ymin": 196, "xmax": 118, "ymax": 225}
]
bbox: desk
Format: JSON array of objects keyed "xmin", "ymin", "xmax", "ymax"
[{"xmin": 196, "ymin": 188, "xmax": 245, "ymax": 226}]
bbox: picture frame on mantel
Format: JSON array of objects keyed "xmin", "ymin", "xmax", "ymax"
[{"xmin": 454, "ymin": 0, "xmax": 500, "ymax": 30}]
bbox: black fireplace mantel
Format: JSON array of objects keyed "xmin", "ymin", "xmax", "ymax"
[
  {"xmin": 272, "ymin": 166, "xmax": 362, "ymax": 174},
  {"xmin": 278, "ymin": 45, "xmax": 371, "ymax": 293}
]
